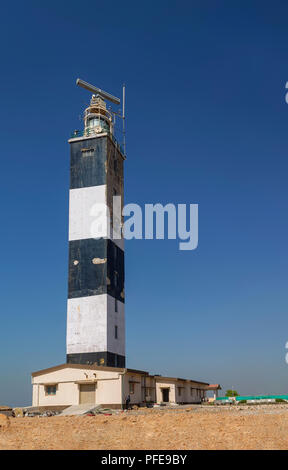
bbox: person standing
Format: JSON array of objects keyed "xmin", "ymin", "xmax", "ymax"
[{"xmin": 125, "ymin": 394, "xmax": 131, "ymax": 410}]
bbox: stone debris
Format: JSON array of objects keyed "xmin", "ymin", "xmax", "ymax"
[
  {"xmin": 0, "ymin": 406, "xmax": 12, "ymax": 417},
  {"xmin": 13, "ymin": 408, "xmax": 24, "ymax": 418}
]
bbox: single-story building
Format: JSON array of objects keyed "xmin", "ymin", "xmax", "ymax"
[
  {"xmin": 31, "ymin": 363, "xmax": 219, "ymax": 409},
  {"xmin": 205, "ymin": 384, "xmax": 222, "ymax": 400}
]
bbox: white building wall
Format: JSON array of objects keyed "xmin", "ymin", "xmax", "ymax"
[
  {"xmin": 32, "ymin": 367, "xmax": 123, "ymax": 407},
  {"xmin": 96, "ymin": 377, "xmax": 122, "ymax": 405},
  {"xmin": 33, "ymin": 382, "xmax": 80, "ymax": 407},
  {"xmin": 123, "ymin": 373, "xmax": 143, "ymax": 405},
  {"xmin": 155, "ymin": 381, "xmax": 176, "ymax": 404},
  {"xmin": 31, "ymin": 367, "xmax": 209, "ymax": 408}
]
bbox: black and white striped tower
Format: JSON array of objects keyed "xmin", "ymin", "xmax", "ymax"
[{"xmin": 66, "ymin": 85, "xmax": 125, "ymax": 367}]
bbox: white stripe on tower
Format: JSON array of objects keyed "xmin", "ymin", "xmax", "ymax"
[
  {"xmin": 67, "ymin": 294, "xmax": 125, "ymax": 357},
  {"xmin": 69, "ymin": 184, "xmax": 124, "ymax": 250}
]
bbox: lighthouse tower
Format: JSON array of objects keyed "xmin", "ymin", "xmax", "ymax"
[{"xmin": 66, "ymin": 83, "xmax": 125, "ymax": 368}]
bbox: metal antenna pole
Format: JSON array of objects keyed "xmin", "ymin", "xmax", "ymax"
[{"xmin": 122, "ymin": 84, "xmax": 126, "ymax": 156}]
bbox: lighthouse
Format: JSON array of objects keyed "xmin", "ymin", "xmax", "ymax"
[
  {"xmin": 31, "ymin": 80, "xmax": 218, "ymax": 409},
  {"xmin": 66, "ymin": 80, "xmax": 125, "ymax": 368}
]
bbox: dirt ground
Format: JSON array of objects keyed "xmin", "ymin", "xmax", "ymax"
[{"xmin": 1, "ymin": 404, "xmax": 288, "ymax": 450}]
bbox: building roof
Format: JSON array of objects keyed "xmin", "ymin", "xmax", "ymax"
[
  {"xmin": 31, "ymin": 364, "xmax": 214, "ymax": 387},
  {"xmin": 205, "ymin": 384, "xmax": 222, "ymax": 390},
  {"xmin": 151, "ymin": 375, "xmax": 209, "ymax": 386},
  {"xmin": 31, "ymin": 363, "xmax": 149, "ymax": 378}
]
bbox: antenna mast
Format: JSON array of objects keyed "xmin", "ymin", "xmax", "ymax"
[{"xmin": 122, "ymin": 84, "xmax": 126, "ymax": 156}]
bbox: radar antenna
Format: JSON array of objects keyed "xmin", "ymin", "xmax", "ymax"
[{"xmin": 76, "ymin": 78, "xmax": 126, "ymax": 156}]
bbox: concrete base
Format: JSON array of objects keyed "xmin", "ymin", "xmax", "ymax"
[{"xmin": 20, "ymin": 405, "xmax": 69, "ymax": 413}]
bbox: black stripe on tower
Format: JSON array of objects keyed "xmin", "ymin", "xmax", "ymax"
[
  {"xmin": 70, "ymin": 136, "xmax": 107, "ymax": 189},
  {"xmin": 66, "ymin": 352, "xmax": 125, "ymax": 368},
  {"xmin": 68, "ymin": 238, "xmax": 124, "ymax": 301}
]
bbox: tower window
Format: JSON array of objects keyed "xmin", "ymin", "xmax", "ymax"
[
  {"xmin": 115, "ymin": 325, "xmax": 118, "ymax": 339},
  {"xmin": 115, "ymin": 298, "xmax": 118, "ymax": 312},
  {"xmin": 88, "ymin": 117, "xmax": 109, "ymax": 132},
  {"xmin": 81, "ymin": 148, "xmax": 94, "ymax": 157}
]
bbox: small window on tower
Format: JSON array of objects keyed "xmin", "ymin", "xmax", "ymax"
[
  {"xmin": 81, "ymin": 148, "xmax": 94, "ymax": 157},
  {"xmin": 115, "ymin": 298, "xmax": 118, "ymax": 312},
  {"xmin": 115, "ymin": 325, "xmax": 118, "ymax": 339}
]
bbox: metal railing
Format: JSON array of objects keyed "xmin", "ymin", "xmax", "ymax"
[{"xmin": 70, "ymin": 129, "xmax": 125, "ymax": 155}]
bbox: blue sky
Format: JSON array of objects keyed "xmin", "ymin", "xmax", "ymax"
[{"xmin": 0, "ymin": 1, "xmax": 288, "ymax": 406}]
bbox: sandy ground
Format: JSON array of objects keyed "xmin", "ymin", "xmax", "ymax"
[{"xmin": 1, "ymin": 404, "xmax": 288, "ymax": 450}]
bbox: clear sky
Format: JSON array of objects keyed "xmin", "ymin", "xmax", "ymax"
[{"xmin": 0, "ymin": 1, "xmax": 288, "ymax": 406}]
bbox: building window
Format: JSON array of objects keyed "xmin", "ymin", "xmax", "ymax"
[
  {"xmin": 45, "ymin": 385, "xmax": 57, "ymax": 395},
  {"xmin": 178, "ymin": 387, "xmax": 182, "ymax": 396},
  {"xmin": 129, "ymin": 382, "xmax": 135, "ymax": 394},
  {"xmin": 115, "ymin": 325, "xmax": 118, "ymax": 339}
]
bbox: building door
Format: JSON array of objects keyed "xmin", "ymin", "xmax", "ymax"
[
  {"xmin": 79, "ymin": 384, "xmax": 95, "ymax": 404},
  {"xmin": 162, "ymin": 388, "xmax": 170, "ymax": 403}
]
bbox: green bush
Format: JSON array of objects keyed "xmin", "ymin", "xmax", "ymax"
[
  {"xmin": 275, "ymin": 398, "xmax": 286, "ymax": 403},
  {"xmin": 238, "ymin": 400, "xmax": 247, "ymax": 404},
  {"xmin": 225, "ymin": 389, "xmax": 239, "ymax": 397}
]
